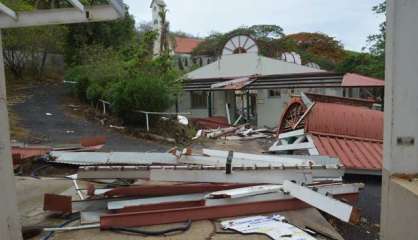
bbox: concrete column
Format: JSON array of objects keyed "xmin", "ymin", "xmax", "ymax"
[
  {"xmin": 381, "ymin": 1, "xmax": 418, "ymax": 239},
  {"xmin": 0, "ymin": 31, "xmax": 22, "ymax": 239}
]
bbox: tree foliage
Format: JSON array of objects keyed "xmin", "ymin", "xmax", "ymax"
[{"xmin": 336, "ymin": 1, "xmax": 386, "ymax": 79}]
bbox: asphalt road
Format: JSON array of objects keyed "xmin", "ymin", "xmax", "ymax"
[{"xmin": 11, "ymin": 82, "xmax": 169, "ymax": 152}]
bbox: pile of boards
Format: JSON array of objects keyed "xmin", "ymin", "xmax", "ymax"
[
  {"xmin": 194, "ymin": 125, "xmax": 276, "ymax": 141},
  {"xmin": 41, "ymin": 148, "xmax": 363, "ymax": 239}
]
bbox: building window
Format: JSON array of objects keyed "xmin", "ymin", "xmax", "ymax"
[
  {"xmin": 191, "ymin": 91, "xmax": 208, "ymax": 108},
  {"xmin": 269, "ymin": 89, "xmax": 281, "ymax": 97}
]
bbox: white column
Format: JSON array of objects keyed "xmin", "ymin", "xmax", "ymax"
[
  {"xmin": 0, "ymin": 30, "xmax": 22, "ymax": 240},
  {"xmin": 381, "ymin": 1, "xmax": 418, "ymax": 239},
  {"xmin": 383, "ymin": 0, "xmax": 418, "ymax": 174}
]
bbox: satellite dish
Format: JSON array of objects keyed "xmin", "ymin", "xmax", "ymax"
[
  {"xmin": 222, "ymin": 35, "xmax": 259, "ymax": 56},
  {"xmin": 281, "ymin": 52, "xmax": 302, "ymax": 65},
  {"xmin": 305, "ymin": 62, "xmax": 321, "ymax": 69}
]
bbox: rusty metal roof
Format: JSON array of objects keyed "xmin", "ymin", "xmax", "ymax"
[
  {"xmin": 278, "ymin": 95, "xmax": 384, "ymax": 173},
  {"xmin": 312, "ymin": 134, "xmax": 382, "ymax": 171},
  {"xmin": 306, "ymin": 102, "xmax": 383, "ymax": 140}
]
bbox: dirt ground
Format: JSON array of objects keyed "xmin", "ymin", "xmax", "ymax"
[{"xmin": 9, "ymin": 82, "xmax": 382, "ymax": 240}]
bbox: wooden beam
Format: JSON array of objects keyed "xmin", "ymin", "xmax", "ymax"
[
  {"xmin": 0, "ymin": 2, "xmax": 17, "ymax": 20},
  {"xmin": 0, "ymin": 5, "xmax": 122, "ymax": 29}
]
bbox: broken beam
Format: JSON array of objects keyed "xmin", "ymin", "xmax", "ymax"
[{"xmin": 100, "ymin": 193, "xmax": 358, "ymax": 229}]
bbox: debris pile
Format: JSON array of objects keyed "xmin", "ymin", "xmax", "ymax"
[
  {"xmin": 34, "ymin": 145, "xmax": 364, "ymax": 239},
  {"xmin": 194, "ymin": 124, "xmax": 275, "ymax": 141}
]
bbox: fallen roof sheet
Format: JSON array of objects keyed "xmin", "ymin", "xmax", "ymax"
[
  {"xmin": 49, "ymin": 152, "xmax": 178, "ymax": 166},
  {"xmin": 311, "ymin": 134, "xmax": 382, "ymax": 172}
]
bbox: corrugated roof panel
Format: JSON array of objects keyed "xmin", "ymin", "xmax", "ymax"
[
  {"xmin": 306, "ymin": 102, "xmax": 383, "ymax": 140},
  {"xmin": 311, "ymin": 134, "xmax": 382, "ymax": 171}
]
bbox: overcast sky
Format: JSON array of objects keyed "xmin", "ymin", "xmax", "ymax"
[{"xmin": 124, "ymin": 0, "xmax": 385, "ymax": 52}]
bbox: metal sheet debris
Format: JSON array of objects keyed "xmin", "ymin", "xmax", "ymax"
[
  {"xmin": 49, "ymin": 151, "xmax": 178, "ymax": 166},
  {"xmin": 283, "ymin": 181, "xmax": 359, "ymax": 223},
  {"xmin": 221, "ymin": 215, "xmax": 316, "ymax": 240}
]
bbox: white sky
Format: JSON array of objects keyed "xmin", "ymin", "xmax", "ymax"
[{"xmin": 124, "ymin": 0, "xmax": 385, "ymax": 52}]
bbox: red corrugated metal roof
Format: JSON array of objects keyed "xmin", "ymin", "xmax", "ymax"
[
  {"xmin": 306, "ymin": 102, "xmax": 383, "ymax": 140},
  {"xmin": 278, "ymin": 96, "xmax": 384, "ymax": 172},
  {"xmin": 312, "ymin": 134, "xmax": 382, "ymax": 171},
  {"xmin": 175, "ymin": 37, "xmax": 202, "ymax": 54},
  {"xmin": 342, "ymin": 73, "xmax": 384, "ymax": 87}
]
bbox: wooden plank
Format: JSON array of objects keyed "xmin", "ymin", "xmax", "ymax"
[{"xmin": 283, "ymin": 181, "xmax": 357, "ymax": 223}]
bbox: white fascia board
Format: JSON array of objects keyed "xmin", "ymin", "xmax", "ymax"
[
  {"xmin": 0, "ymin": 5, "xmax": 122, "ymax": 29},
  {"xmin": 0, "ymin": 2, "xmax": 17, "ymax": 20},
  {"xmin": 283, "ymin": 180, "xmax": 354, "ymax": 222},
  {"xmin": 206, "ymin": 185, "xmax": 283, "ymax": 199},
  {"xmin": 109, "ymin": 0, "xmax": 126, "ymax": 17},
  {"xmin": 278, "ymin": 129, "xmax": 305, "ymax": 140},
  {"xmin": 67, "ymin": 0, "xmax": 85, "ymax": 12},
  {"xmin": 269, "ymin": 142, "xmax": 315, "ymax": 152}
]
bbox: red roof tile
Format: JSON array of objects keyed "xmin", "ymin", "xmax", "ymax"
[
  {"xmin": 175, "ymin": 37, "xmax": 202, "ymax": 54},
  {"xmin": 342, "ymin": 73, "xmax": 384, "ymax": 87}
]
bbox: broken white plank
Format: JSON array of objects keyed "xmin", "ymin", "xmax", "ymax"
[
  {"xmin": 180, "ymin": 155, "xmax": 309, "ymax": 167},
  {"xmin": 108, "ymin": 193, "xmax": 206, "ymax": 210},
  {"xmin": 0, "ymin": 2, "xmax": 17, "ymax": 20},
  {"xmin": 50, "ymin": 151, "xmax": 177, "ymax": 166},
  {"xmin": 269, "ymin": 142, "xmax": 315, "ymax": 152},
  {"xmin": 278, "ymin": 129, "xmax": 305, "ymax": 140},
  {"xmin": 150, "ymin": 169, "xmax": 313, "ymax": 184},
  {"xmin": 67, "ymin": 0, "xmax": 85, "ymax": 12},
  {"xmin": 201, "ymin": 149, "xmax": 341, "ymax": 168},
  {"xmin": 306, "ymin": 135, "xmax": 320, "ymax": 156},
  {"xmin": 283, "ymin": 181, "xmax": 355, "ymax": 223},
  {"xmin": 206, "ymin": 185, "xmax": 283, "ymax": 199}
]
